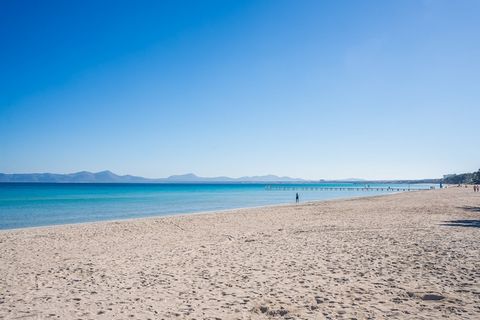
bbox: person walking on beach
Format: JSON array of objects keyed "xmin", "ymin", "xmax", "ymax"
[{"xmin": 295, "ymin": 192, "xmax": 299, "ymax": 203}]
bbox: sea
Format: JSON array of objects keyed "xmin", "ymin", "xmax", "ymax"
[{"xmin": 0, "ymin": 183, "xmax": 437, "ymax": 230}]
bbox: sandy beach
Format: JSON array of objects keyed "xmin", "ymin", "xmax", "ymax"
[{"xmin": 1, "ymin": 187, "xmax": 479, "ymax": 319}]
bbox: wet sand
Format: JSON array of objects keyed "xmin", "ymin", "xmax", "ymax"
[{"xmin": 1, "ymin": 187, "xmax": 479, "ymax": 319}]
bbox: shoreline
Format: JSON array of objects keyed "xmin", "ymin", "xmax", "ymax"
[
  {"xmin": 0, "ymin": 189, "xmax": 407, "ymax": 233},
  {"xmin": 1, "ymin": 187, "xmax": 478, "ymax": 319}
]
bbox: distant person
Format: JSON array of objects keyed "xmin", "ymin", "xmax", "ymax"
[{"xmin": 295, "ymin": 193, "xmax": 299, "ymax": 203}]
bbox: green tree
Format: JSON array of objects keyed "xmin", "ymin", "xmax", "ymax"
[
  {"xmin": 443, "ymin": 173, "xmax": 470, "ymax": 184},
  {"xmin": 473, "ymin": 169, "xmax": 480, "ymax": 184}
]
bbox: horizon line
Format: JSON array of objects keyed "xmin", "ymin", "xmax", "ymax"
[{"xmin": 0, "ymin": 170, "xmax": 444, "ymax": 182}]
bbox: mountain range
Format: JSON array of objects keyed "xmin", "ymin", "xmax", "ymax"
[{"xmin": 0, "ymin": 171, "xmax": 306, "ymax": 183}]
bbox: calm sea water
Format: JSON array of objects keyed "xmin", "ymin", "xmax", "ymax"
[{"xmin": 0, "ymin": 183, "xmax": 436, "ymax": 230}]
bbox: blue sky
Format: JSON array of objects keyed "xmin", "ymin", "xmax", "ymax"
[{"xmin": 1, "ymin": 0, "xmax": 479, "ymax": 180}]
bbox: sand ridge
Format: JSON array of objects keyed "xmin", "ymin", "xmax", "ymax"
[{"xmin": 1, "ymin": 187, "xmax": 479, "ymax": 319}]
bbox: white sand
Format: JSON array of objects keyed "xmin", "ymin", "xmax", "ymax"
[{"xmin": 1, "ymin": 187, "xmax": 479, "ymax": 319}]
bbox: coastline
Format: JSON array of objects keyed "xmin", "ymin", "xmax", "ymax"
[
  {"xmin": 0, "ymin": 189, "xmax": 405, "ymax": 233},
  {"xmin": 1, "ymin": 187, "xmax": 478, "ymax": 319}
]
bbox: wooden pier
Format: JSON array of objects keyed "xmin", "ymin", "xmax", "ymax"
[{"xmin": 264, "ymin": 186, "xmax": 430, "ymax": 192}]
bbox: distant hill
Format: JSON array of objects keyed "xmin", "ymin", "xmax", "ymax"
[
  {"xmin": 163, "ymin": 173, "xmax": 235, "ymax": 182},
  {"xmin": 0, "ymin": 171, "xmax": 152, "ymax": 183},
  {"xmin": 160, "ymin": 173, "xmax": 305, "ymax": 183},
  {"xmin": 0, "ymin": 170, "xmax": 448, "ymax": 184},
  {"xmin": 0, "ymin": 171, "xmax": 305, "ymax": 183}
]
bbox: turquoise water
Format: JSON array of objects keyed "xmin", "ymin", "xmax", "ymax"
[{"xmin": 0, "ymin": 183, "xmax": 436, "ymax": 230}]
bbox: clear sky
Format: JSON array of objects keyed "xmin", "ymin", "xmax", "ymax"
[{"xmin": 1, "ymin": 0, "xmax": 479, "ymax": 180}]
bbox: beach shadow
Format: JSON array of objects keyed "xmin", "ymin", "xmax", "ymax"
[
  {"xmin": 457, "ymin": 206, "xmax": 480, "ymax": 213},
  {"xmin": 441, "ymin": 220, "xmax": 480, "ymax": 228}
]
